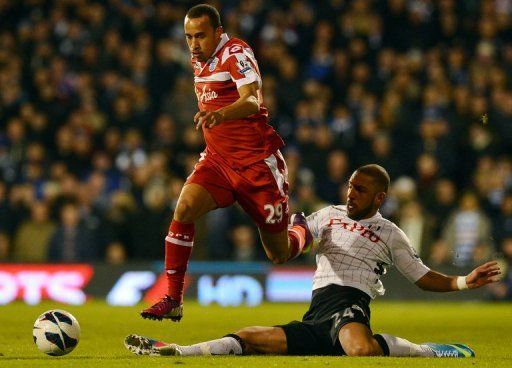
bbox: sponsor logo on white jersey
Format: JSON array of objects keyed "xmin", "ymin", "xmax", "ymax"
[{"xmin": 328, "ymin": 218, "xmax": 381, "ymax": 243}]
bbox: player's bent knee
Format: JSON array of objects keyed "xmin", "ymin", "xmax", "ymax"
[
  {"xmin": 234, "ymin": 326, "xmax": 287, "ymax": 355},
  {"xmin": 268, "ymin": 254, "xmax": 288, "ymax": 264},
  {"xmin": 233, "ymin": 328, "xmax": 257, "ymax": 352},
  {"xmin": 174, "ymin": 200, "xmax": 196, "ymax": 222},
  {"xmin": 262, "ymin": 243, "xmax": 289, "ymax": 264},
  {"xmin": 344, "ymin": 343, "xmax": 380, "ymax": 357},
  {"xmin": 234, "ymin": 327, "xmax": 256, "ymax": 342}
]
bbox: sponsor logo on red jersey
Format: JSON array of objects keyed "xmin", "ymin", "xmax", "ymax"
[{"xmin": 197, "ymin": 85, "xmax": 218, "ymax": 103}]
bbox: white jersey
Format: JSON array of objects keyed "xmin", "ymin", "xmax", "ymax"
[{"xmin": 307, "ymin": 205, "xmax": 430, "ymax": 298}]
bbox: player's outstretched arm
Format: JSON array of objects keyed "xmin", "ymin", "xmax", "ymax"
[
  {"xmin": 195, "ymin": 82, "xmax": 260, "ymax": 129},
  {"xmin": 415, "ymin": 261, "xmax": 502, "ymax": 292},
  {"xmin": 465, "ymin": 261, "xmax": 502, "ymax": 289}
]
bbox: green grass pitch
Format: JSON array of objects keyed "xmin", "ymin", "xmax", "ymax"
[{"xmin": 1, "ymin": 301, "xmax": 511, "ymax": 368}]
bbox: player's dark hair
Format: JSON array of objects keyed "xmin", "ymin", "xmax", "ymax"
[
  {"xmin": 186, "ymin": 4, "xmax": 222, "ymax": 29},
  {"xmin": 355, "ymin": 164, "xmax": 390, "ymax": 193}
]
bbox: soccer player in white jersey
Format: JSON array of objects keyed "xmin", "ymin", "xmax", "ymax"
[{"xmin": 126, "ymin": 164, "xmax": 501, "ymax": 358}]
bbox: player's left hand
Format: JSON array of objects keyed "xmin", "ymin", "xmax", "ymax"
[
  {"xmin": 195, "ymin": 111, "xmax": 225, "ymax": 130},
  {"xmin": 465, "ymin": 261, "xmax": 502, "ymax": 289}
]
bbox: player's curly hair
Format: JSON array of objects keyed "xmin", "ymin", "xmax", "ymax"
[
  {"xmin": 186, "ymin": 4, "xmax": 222, "ymax": 29},
  {"xmin": 355, "ymin": 164, "xmax": 390, "ymax": 193}
]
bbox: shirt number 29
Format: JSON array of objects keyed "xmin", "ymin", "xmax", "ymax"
[{"xmin": 264, "ymin": 203, "xmax": 283, "ymax": 224}]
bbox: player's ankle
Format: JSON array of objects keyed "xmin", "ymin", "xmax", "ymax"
[{"xmin": 166, "ymin": 293, "xmax": 183, "ymax": 304}]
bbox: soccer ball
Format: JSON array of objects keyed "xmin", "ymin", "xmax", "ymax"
[{"xmin": 33, "ymin": 310, "xmax": 81, "ymax": 356}]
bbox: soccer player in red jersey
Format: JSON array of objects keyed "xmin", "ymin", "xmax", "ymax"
[{"xmin": 141, "ymin": 4, "xmax": 312, "ymax": 321}]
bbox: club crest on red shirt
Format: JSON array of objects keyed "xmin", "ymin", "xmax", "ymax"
[{"xmin": 208, "ymin": 57, "xmax": 219, "ymax": 72}]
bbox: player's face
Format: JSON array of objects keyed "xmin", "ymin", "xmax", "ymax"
[
  {"xmin": 346, "ymin": 172, "xmax": 386, "ymax": 220},
  {"xmin": 184, "ymin": 15, "xmax": 222, "ymax": 62}
]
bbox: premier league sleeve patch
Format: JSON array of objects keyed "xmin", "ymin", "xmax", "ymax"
[
  {"xmin": 224, "ymin": 46, "xmax": 261, "ymax": 88},
  {"xmin": 237, "ymin": 59, "xmax": 252, "ymax": 75}
]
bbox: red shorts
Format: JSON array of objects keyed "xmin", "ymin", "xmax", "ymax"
[{"xmin": 186, "ymin": 150, "xmax": 289, "ymax": 233}]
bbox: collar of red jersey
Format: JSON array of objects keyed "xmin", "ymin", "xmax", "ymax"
[
  {"xmin": 195, "ymin": 33, "xmax": 230, "ymax": 74},
  {"xmin": 213, "ymin": 33, "xmax": 230, "ymax": 57}
]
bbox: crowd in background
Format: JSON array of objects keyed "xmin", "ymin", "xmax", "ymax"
[{"xmin": 0, "ymin": 0, "xmax": 511, "ymax": 299}]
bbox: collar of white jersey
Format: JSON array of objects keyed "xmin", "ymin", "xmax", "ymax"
[
  {"xmin": 196, "ymin": 33, "xmax": 230, "ymax": 74},
  {"xmin": 342, "ymin": 205, "xmax": 383, "ymax": 222},
  {"xmin": 363, "ymin": 211, "xmax": 383, "ymax": 221}
]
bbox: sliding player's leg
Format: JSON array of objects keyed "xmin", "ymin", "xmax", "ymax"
[
  {"xmin": 234, "ymin": 326, "xmax": 288, "ymax": 354},
  {"xmin": 124, "ymin": 326, "xmax": 287, "ymax": 356},
  {"xmin": 376, "ymin": 333, "xmax": 475, "ymax": 358},
  {"xmin": 161, "ymin": 327, "xmax": 287, "ymax": 356},
  {"xmin": 339, "ymin": 322, "xmax": 474, "ymax": 358},
  {"xmin": 141, "ymin": 156, "xmax": 235, "ymax": 321},
  {"xmin": 338, "ymin": 322, "xmax": 385, "ymax": 356},
  {"xmin": 125, "ymin": 322, "xmax": 475, "ymax": 358}
]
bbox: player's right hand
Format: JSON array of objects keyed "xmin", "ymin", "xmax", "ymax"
[
  {"xmin": 194, "ymin": 111, "xmax": 206, "ymax": 129},
  {"xmin": 194, "ymin": 111, "xmax": 224, "ymax": 130},
  {"xmin": 465, "ymin": 261, "xmax": 502, "ymax": 289}
]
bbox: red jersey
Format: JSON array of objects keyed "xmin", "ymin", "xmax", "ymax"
[{"xmin": 191, "ymin": 34, "xmax": 284, "ymax": 169}]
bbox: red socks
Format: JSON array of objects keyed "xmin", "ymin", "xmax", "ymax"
[
  {"xmin": 287, "ymin": 225, "xmax": 307, "ymax": 261},
  {"xmin": 165, "ymin": 220, "xmax": 195, "ymax": 303},
  {"xmin": 164, "ymin": 220, "xmax": 305, "ymax": 301}
]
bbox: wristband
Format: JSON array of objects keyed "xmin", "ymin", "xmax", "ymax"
[{"xmin": 456, "ymin": 276, "xmax": 468, "ymax": 290}]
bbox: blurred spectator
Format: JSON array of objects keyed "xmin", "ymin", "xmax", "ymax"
[
  {"xmin": 162, "ymin": 75, "xmax": 197, "ymax": 130},
  {"xmin": 105, "ymin": 241, "xmax": 127, "ymax": 265},
  {"xmin": 360, "ymin": 131, "xmax": 402, "ymax": 179},
  {"xmin": 231, "ymin": 224, "xmax": 258, "ymax": 262},
  {"xmin": 105, "ymin": 190, "xmax": 137, "ymax": 253},
  {"xmin": 440, "ymin": 191, "xmax": 493, "ymax": 267},
  {"xmin": 415, "ymin": 153, "xmax": 440, "ymax": 198},
  {"xmin": 424, "ymin": 178, "xmax": 458, "ymax": 237},
  {"xmin": 316, "ymin": 150, "xmax": 349, "ymax": 204},
  {"xmin": 48, "ymin": 200, "xmax": 100, "ymax": 262},
  {"xmin": 381, "ymin": 176, "xmax": 417, "ymax": 221},
  {"xmin": 492, "ymin": 192, "xmax": 512, "ymax": 246},
  {"xmin": 488, "ymin": 237, "xmax": 512, "ymax": 300},
  {"xmin": 294, "ymin": 181, "xmax": 326, "ymax": 215},
  {"xmin": 0, "ymin": 180, "xmax": 12, "ymax": 235},
  {"xmin": 205, "ymin": 207, "xmax": 233, "ymax": 260},
  {"xmin": 0, "ymin": 232, "xmax": 9, "ymax": 260},
  {"xmin": 127, "ymin": 183, "xmax": 171, "ymax": 260},
  {"xmin": 397, "ymin": 200, "xmax": 436, "ymax": 260},
  {"xmin": 12, "ymin": 201, "xmax": 56, "ymax": 262}
]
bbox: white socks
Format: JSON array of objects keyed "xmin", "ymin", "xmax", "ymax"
[
  {"xmin": 378, "ymin": 333, "xmax": 435, "ymax": 357},
  {"xmin": 175, "ymin": 336, "xmax": 243, "ymax": 356}
]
